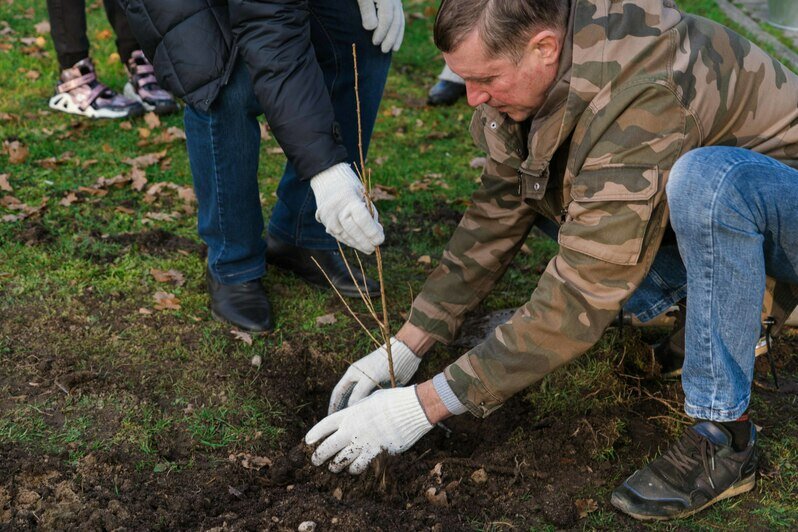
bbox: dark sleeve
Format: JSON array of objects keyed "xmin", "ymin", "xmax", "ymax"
[{"xmin": 228, "ymin": 0, "xmax": 348, "ymax": 180}]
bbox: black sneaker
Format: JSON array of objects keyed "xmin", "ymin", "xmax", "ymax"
[{"xmin": 611, "ymin": 421, "xmax": 758, "ymax": 521}]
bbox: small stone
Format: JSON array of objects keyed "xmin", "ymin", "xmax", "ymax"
[
  {"xmin": 332, "ymin": 487, "xmax": 343, "ymax": 500},
  {"xmin": 298, "ymin": 521, "xmax": 316, "ymax": 532},
  {"xmin": 251, "ymin": 355, "xmax": 262, "ymax": 368},
  {"xmin": 331, "ymin": 517, "xmax": 339, "ymax": 525},
  {"xmin": 470, "ymin": 468, "xmax": 488, "ymax": 484},
  {"xmin": 271, "ymin": 516, "xmax": 279, "ymax": 523}
]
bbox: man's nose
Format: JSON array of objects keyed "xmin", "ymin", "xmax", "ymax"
[{"xmin": 465, "ymin": 82, "xmax": 489, "ymax": 107}]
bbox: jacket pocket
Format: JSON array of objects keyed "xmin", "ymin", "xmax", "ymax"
[
  {"xmin": 469, "ymin": 107, "xmax": 526, "ymax": 168},
  {"xmin": 559, "ymin": 163, "xmax": 659, "ymax": 265}
]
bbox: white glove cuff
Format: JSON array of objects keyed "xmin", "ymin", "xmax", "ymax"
[
  {"xmin": 393, "ymin": 386, "xmax": 434, "ymax": 442},
  {"xmin": 309, "ymin": 162, "xmax": 361, "ymax": 198},
  {"xmin": 387, "ymin": 337, "xmax": 421, "ymax": 377}
]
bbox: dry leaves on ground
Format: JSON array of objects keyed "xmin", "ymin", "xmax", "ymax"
[
  {"xmin": 123, "ymin": 150, "xmax": 168, "ymax": 169},
  {"xmin": 144, "ymin": 112, "xmax": 160, "ymax": 129},
  {"xmin": 231, "ymin": 330, "xmax": 253, "ymax": 345},
  {"xmin": 3, "ymin": 139, "xmax": 29, "ymax": 164},
  {"xmin": 574, "ymin": 498, "xmax": 598, "ymax": 518},
  {"xmin": 152, "ymin": 291, "xmax": 181, "ymax": 310},
  {"xmin": 370, "ymin": 184, "xmax": 397, "ymax": 201},
  {"xmin": 0, "ymin": 174, "xmax": 11, "ymax": 192},
  {"xmin": 315, "ymin": 313, "xmax": 337, "ymax": 326},
  {"xmin": 150, "ymin": 268, "xmax": 185, "ymax": 286},
  {"xmin": 228, "ymin": 452, "xmax": 272, "ymax": 471},
  {"xmin": 34, "ymin": 20, "xmax": 51, "ymax": 34}
]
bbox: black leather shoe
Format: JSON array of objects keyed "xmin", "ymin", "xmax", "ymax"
[
  {"xmin": 427, "ymin": 79, "xmax": 467, "ymax": 106},
  {"xmin": 206, "ymin": 268, "xmax": 274, "ymax": 332},
  {"xmin": 266, "ymin": 234, "xmax": 380, "ymax": 298}
]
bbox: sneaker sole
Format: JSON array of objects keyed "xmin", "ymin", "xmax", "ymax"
[
  {"xmin": 612, "ymin": 473, "xmax": 756, "ymax": 521},
  {"xmin": 124, "ymin": 83, "xmax": 179, "ymax": 116},
  {"xmin": 49, "ymin": 93, "xmax": 143, "ymax": 119}
]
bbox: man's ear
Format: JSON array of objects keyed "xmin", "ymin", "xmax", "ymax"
[{"xmin": 528, "ymin": 30, "xmax": 561, "ymax": 66}]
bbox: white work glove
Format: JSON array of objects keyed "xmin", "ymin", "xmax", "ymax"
[
  {"xmin": 305, "ymin": 386, "xmax": 433, "ymax": 474},
  {"xmin": 357, "ymin": 0, "xmax": 405, "ymax": 53},
  {"xmin": 328, "ymin": 337, "xmax": 421, "ymax": 414},
  {"xmin": 310, "ymin": 163, "xmax": 384, "ymax": 254}
]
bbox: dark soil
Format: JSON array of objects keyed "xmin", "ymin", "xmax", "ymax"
[{"xmin": 2, "ymin": 291, "xmax": 797, "ymax": 531}]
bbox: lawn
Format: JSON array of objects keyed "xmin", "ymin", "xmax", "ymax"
[{"xmin": 1, "ymin": 0, "xmax": 797, "ymax": 530}]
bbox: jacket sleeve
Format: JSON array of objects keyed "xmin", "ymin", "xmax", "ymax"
[
  {"xmin": 439, "ymin": 85, "xmax": 701, "ymax": 417},
  {"xmin": 228, "ymin": 0, "xmax": 348, "ymax": 180}
]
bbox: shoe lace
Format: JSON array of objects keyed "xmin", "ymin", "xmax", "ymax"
[{"xmin": 661, "ymin": 429, "xmax": 718, "ymax": 490}]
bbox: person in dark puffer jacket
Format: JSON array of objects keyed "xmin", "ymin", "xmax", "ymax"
[{"xmin": 121, "ymin": 0, "xmax": 404, "ymax": 332}]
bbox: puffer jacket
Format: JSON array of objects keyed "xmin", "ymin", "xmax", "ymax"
[{"xmin": 121, "ymin": 0, "xmax": 347, "ymax": 180}]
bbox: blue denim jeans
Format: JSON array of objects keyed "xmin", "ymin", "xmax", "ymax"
[
  {"xmin": 667, "ymin": 147, "xmax": 798, "ymax": 421},
  {"xmin": 183, "ymin": 0, "xmax": 391, "ymax": 284}
]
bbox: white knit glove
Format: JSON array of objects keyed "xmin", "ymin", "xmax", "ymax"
[
  {"xmin": 328, "ymin": 337, "xmax": 421, "ymax": 414},
  {"xmin": 357, "ymin": 0, "xmax": 405, "ymax": 53},
  {"xmin": 310, "ymin": 163, "xmax": 384, "ymax": 254},
  {"xmin": 306, "ymin": 386, "xmax": 432, "ymax": 474}
]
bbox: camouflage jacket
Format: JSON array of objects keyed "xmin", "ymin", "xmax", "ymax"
[{"xmin": 409, "ymin": 0, "xmax": 798, "ymax": 417}]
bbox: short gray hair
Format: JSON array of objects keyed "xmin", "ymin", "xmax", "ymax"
[{"xmin": 434, "ymin": 0, "xmax": 569, "ymax": 62}]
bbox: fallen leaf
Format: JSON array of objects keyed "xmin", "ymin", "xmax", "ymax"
[
  {"xmin": 95, "ymin": 29, "xmax": 112, "ymax": 40},
  {"xmin": 34, "ymin": 20, "xmax": 51, "ymax": 34},
  {"xmin": 408, "ymin": 181, "xmax": 429, "ymax": 192},
  {"xmin": 417, "ymin": 255, "xmax": 431, "ymax": 265},
  {"xmin": 124, "ymin": 150, "xmax": 167, "ymax": 168},
  {"xmin": 107, "ymin": 52, "xmax": 120, "ymax": 64},
  {"xmin": 144, "ymin": 211, "xmax": 179, "ymax": 222},
  {"xmin": 470, "ymin": 468, "xmax": 488, "ymax": 484},
  {"xmin": 259, "ymin": 122, "xmax": 270, "ymax": 141},
  {"xmin": 315, "ymin": 313, "xmax": 337, "ymax": 326},
  {"xmin": 102, "ymin": 143, "xmax": 114, "ymax": 153},
  {"xmin": 25, "ymin": 69, "xmax": 40, "ymax": 80},
  {"xmin": 153, "ymin": 291, "xmax": 181, "ymax": 310},
  {"xmin": 4, "ymin": 140, "xmax": 29, "ymax": 164},
  {"xmin": 176, "ymin": 186, "xmax": 195, "ymax": 204},
  {"xmin": 119, "ymin": 121, "xmax": 132, "ymax": 130},
  {"xmin": 266, "ymin": 146, "xmax": 283, "ymax": 155},
  {"xmin": 115, "ymin": 206, "xmax": 134, "ymax": 215},
  {"xmin": 138, "ymin": 307, "xmax": 153, "ymax": 315},
  {"xmin": 229, "ymin": 452, "xmax": 272, "ymax": 470},
  {"xmin": 231, "ymin": 329, "xmax": 253, "ymax": 345},
  {"xmin": 150, "ymin": 268, "xmax": 185, "ymax": 286},
  {"xmin": 143, "ymin": 112, "xmax": 160, "ymax": 129},
  {"xmin": 0, "ymin": 174, "xmax": 11, "ymax": 192},
  {"xmin": 130, "ymin": 167, "xmax": 148, "ymax": 191},
  {"xmin": 77, "ymin": 186, "xmax": 108, "ymax": 196},
  {"xmin": 371, "ymin": 184, "xmax": 397, "ymax": 201},
  {"xmin": 424, "ymin": 487, "xmax": 448, "ymax": 507},
  {"xmin": 574, "ymin": 498, "xmax": 598, "ymax": 518},
  {"xmin": 58, "ymin": 192, "xmax": 78, "ymax": 207},
  {"xmin": 137, "ymin": 127, "xmax": 151, "ymax": 139},
  {"xmin": 34, "ymin": 36, "xmax": 47, "ymax": 48}
]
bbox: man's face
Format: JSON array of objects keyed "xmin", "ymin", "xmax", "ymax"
[{"xmin": 443, "ymin": 28, "xmax": 562, "ymax": 122}]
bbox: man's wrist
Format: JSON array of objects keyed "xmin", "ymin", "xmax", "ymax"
[
  {"xmin": 416, "ymin": 379, "xmax": 453, "ymax": 424},
  {"xmin": 395, "ymin": 321, "xmax": 436, "ymax": 357}
]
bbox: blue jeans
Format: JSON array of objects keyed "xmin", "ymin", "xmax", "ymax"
[
  {"xmin": 667, "ymin": 147, "xmax": 798, "ymax": 421},
  {"xmin": 183, "ymin": 0, "xmax": 390, "ymax": 284},
  {"xmin": 534, "ymin": 218, "xmax": 687, "ymax": 323}
]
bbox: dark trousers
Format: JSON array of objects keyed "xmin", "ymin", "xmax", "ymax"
[{"xmin": 47, "ymin": 0, "xmax": 138, "ymax": 69}]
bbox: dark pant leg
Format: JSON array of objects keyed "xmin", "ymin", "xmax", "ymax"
[
  {"xmin": 268, "ymin": 0, "xmax": 392, "ymax": 249},
  {"xmin": 47, "ymin": 0, "xmax": 90, "ymax": 69},
  {"xmin": 102, "ymin": 0, "xmax": 138, "ymax": 64}
]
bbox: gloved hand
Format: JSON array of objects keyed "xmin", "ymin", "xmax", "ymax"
[
  {"xmin": 356, "ymin": 0, "xmax": 405, "ymax": 53},
  {"xmin": 310, "ymin": 163, "xmax": 384, "ymax": 254},
  {"xmin": 328, "ymin": 337, "xmax": 421, "ymax": 414},
  {"xmin": 305, "ymin": 386, "xmax": 433, "ymax": 474}
]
